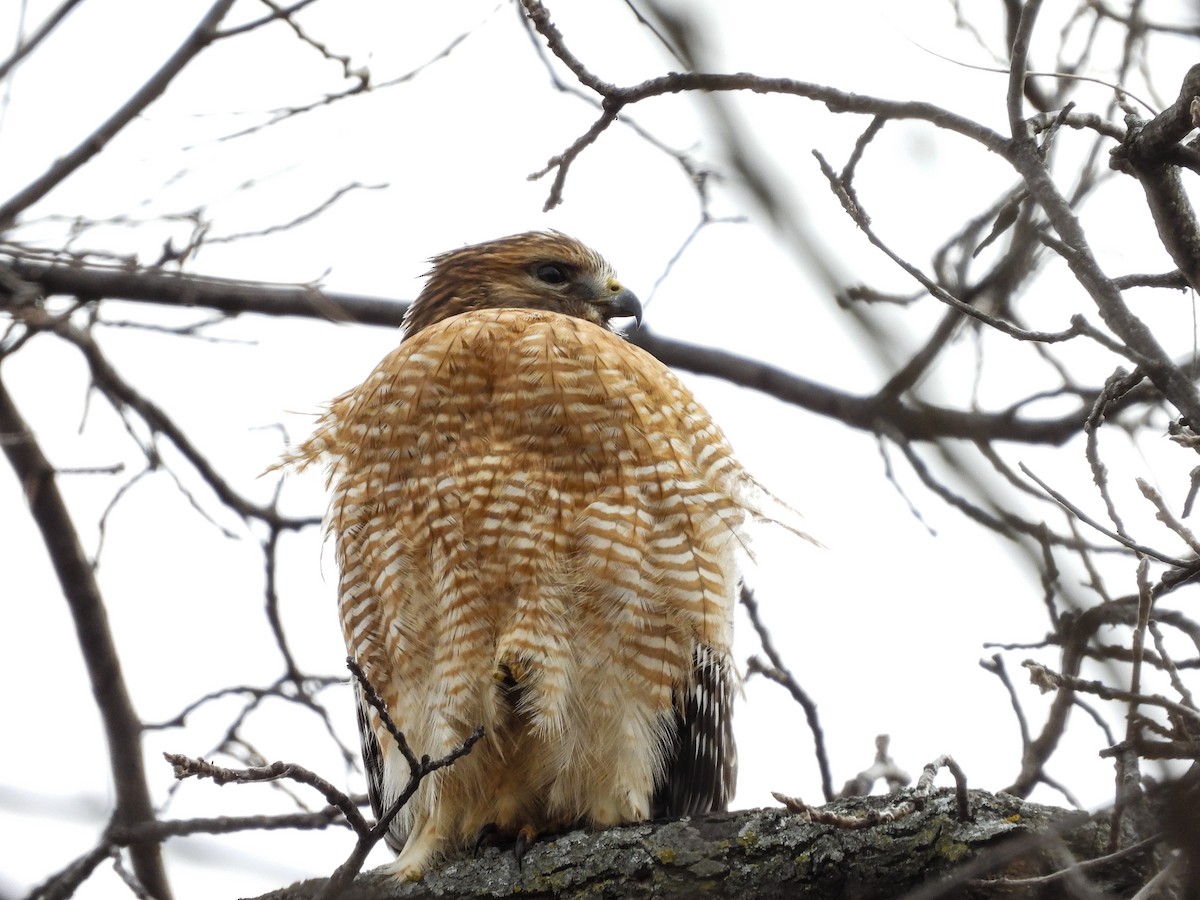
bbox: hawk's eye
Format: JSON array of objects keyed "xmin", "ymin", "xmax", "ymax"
[{"xmin": 535, "ymin": 263, "xmax": 569, "ymax": 285}]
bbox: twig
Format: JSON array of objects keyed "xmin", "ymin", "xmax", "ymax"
[
  {"xmin": 207, "ymin": 182, "xmax": 386, "ymax": 244},
  {"xmin": 1025, "ymin": 660, "xmax": 1200, "ymax": 727},
  {"xmin": 1137, "ymin": 479, "xmax": 1200, "ymax": 555},
  {"xmin": 165, "ymin": 753, "xmax": 368, "ymax": 830},
  {"xmin": 52, "ymin": 320, "xmax": 316, "ymax": 530},
  {"xmin": 837, "ymin": 734, "xmax": 912, "ymax": 798},
  {"xmin": 741, "ymin": 586, "xmax": 833, "ymax": 802},
  {"xmin": 1019, "ymin": 462, "xmax": 1194, "ymax": 567},
  {"xmin": 976, "ymin": 832, "xmax": 1166, "ymax": 889},
  {"xmin": 0, "ymin": 0, "xmax": 86, "ymax": 82},
  {"xmin": 1149, "ymin": 620, "xmax": 1198, "ymax": 711},
  {"xmin": 774, "ymin": 752, "xmax": 968, "ymax": 827},
  {"xmin": 315, "ymin": 660, "xmax": 485, "ymax": 898},
  {"xmin": 981, "ymin": 654, "xmax": 1033, "ymax": 749},
  {"xmin": 1084, "ymin": 368, "xmax": 1145, "ymax": 539},
  {"xmin": 814, "ymin": 148, "xmax": 1085, "ymax": 346}
]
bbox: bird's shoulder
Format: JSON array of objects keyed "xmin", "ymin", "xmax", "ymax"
[{"xmin": 375, "ymin": 307, "xmax": 674, "ymax": 397}]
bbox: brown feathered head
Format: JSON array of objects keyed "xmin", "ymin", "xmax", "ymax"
[{"xmin": 402, "ymin": 231, "xmax": 642, "ymax": 338}]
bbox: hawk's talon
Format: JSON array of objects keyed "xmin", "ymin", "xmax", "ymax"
[
  {"xmin": 473, "ymin": 822, "xmax": 499, "ymax": 858},
  {"xmin": 513, "ymin": 824, "xmax": 538, "ymax": 871}
]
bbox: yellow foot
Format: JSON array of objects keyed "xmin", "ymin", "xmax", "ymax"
[{"xmin": 384, "ymin": 823, "xmax": 440, "ymax": 881}]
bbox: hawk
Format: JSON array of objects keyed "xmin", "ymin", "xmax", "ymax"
[{"xmin": 286, "ymin": 232, "xmax": 761, "ymax": 878}]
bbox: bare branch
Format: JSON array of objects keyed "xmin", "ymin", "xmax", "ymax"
[
  {"xmin": 0, "ymin": 373, "xmax": 171, "ymax": 899},
  {"xmin": 0, "ymin": 0, "xmax": 87, "ymax": 83},
  {"xmin": 165, "ymin": 753, "xmax": 369, "ymax": 832},
  {"xmin": 741, "ymin": 586, "xmax": 834, "ymax": 803},
  {"xmin": 1, "ymin": 252, "xmax": 1114, "ymax": 447},
  {"xmin": 0, "ymin": 0, "xmax": 239, "ymax": 229}
]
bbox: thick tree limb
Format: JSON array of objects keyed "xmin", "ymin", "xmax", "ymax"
[{"xmin": 246, "ymin": 792, "xmax": 1154, "ymax": 900}]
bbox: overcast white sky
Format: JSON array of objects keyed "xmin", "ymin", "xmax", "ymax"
[{"xmin": 2, "ymin": 2, "xmax": 1199, "ymax": 898}]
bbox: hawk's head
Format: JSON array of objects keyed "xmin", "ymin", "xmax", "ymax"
[{"xmin": 402, "ymin": 231, "xmax": 643, "ymax": 338}]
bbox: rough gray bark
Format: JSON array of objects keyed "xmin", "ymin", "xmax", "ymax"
[{"xmin": 248, "ymin": 790, "xmax": 1153, "ymax": 900}]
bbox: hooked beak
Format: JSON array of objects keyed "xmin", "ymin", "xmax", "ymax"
[{"xmin": 601, "ymin": 286, "xmax": 643, "ymax": 329}]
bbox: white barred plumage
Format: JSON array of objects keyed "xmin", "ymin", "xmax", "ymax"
[{"xmin": 283, "ymin": 232, "xmax": 754, "ymax": 878}]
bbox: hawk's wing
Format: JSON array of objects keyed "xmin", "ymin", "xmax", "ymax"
[
  {"xmin": 354, "ymin": 682, "xmax": 407, "ymax": 853},
  {"xmin": 652, "ymin": 644, "xmax": 738, "ymax": 817}
]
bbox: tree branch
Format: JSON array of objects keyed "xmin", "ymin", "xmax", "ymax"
[
  {"xmin": 245, "ymin": 793, "xmax": 1154, "ymax": 900},
  {"xmin": 0, "ymin": 0, "xmax": 239, "ymax": 229},
  {"xmin": 0, "ymin": 0, "xmax": 87, "ymax": 83},
  {"xmin": 0, "ymin": 371, "xmax": 171, "ymax": 899},
  {"xmin": 1110, "ymin": 64, "xmax": 1200, "ymax": 296},
  {"xmin": 1, "ymin": 253, "xmax": 1106, "ymax": 446}
]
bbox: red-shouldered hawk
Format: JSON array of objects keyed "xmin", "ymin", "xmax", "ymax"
[{"xmin": 286, "ymin": 232, "xmax": 759, "ymax": 878}]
